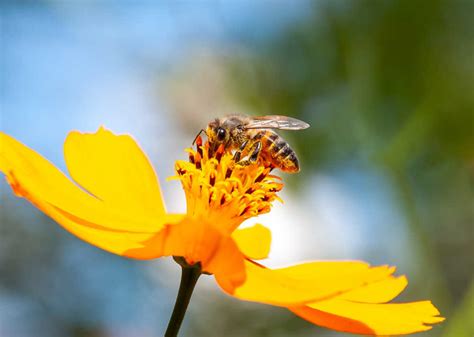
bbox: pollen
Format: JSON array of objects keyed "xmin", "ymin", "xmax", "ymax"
[{"xmin": 173, "ymin": 136, "xmax": 283, "ymax": 233}]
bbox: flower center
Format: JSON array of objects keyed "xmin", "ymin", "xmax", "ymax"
[{"xmin": 173, "ymin": 136, "xmax": 283, "ymax": 233}]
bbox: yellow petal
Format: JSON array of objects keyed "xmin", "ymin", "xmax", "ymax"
[
  {"xmin": 167, "ymin": 218, "xmax": 245, "ymax": 288},
  {"xmin": 232, "ymin": 224, "xmax": 271, "ymax": 260},
  {"xmin": 64, "ymin": 127, "xmax": 165, "ymax": 217},
  {"xmin": 18, "ymin": 184, "xmax": 180, "ymax": 256},
  {"xmin": 39, "ymin": 201, "xmax": 153, "ymax": 255},
  {"xmin": 290, "ymin": 299, "xmax": 445, "ymax": 335},
  {"xmin": 0, "ymin": 131, "xmax": 162, "ymax": 232},
  {"xmin": 217, "ymin": 260, "xmax": 396, "ymax": 306},
  {"xmin": 205, "ymin": 236, "xmax": 246, "ymax": 290},
  {"xmin": 337, "ymin": 275, "xmax": 408, "ymax": 303},
  {"xmin": 127, "ymin": 218, "xmax": 246, "ymax": 288}
]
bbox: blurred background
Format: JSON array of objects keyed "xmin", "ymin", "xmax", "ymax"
[{"xmin": 1, "ymin": 1, "xmax": 473, "ymax": 337}]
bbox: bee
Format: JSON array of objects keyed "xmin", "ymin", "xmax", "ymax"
[{"xmin": 194, "ymin": 115, "xmax": 310, "ymax": 173}]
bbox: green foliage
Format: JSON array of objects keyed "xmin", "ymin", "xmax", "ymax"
[{"xmin": 224, "ymin": 1, "xmax": 474, "ymax": 333}]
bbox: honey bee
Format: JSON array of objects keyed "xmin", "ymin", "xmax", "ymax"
[{"xmin": 194, "ymin": 115, "xmax": 310, "ymax": 173}]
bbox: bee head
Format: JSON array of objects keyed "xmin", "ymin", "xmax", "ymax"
[{"xmin": 206, "ymin": 119, "xmax": 229, "ymax": 145}]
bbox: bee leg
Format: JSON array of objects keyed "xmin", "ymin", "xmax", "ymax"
[
  {"xmin": 192, "ymin": 129, "xmax": 206, "ymax": 145},
  {"xmin": 236, "ymin": 141, "xmax": 262, "ymax": 166},
  {"xmin": 249, "ymin": 141, "xmax": 262, "ymax": 163},
  {"xmin": 233, "ymin": 139, "xmax": 249, "ymax": 162}
]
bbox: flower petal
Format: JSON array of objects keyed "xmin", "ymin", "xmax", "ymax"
[
  {"xmin": 232, "ymin": 224, "xmax": 271, "ymax": 260},
  {"xmin": 1, "ymin": 131, "xmax": 162, "ymax": 232},
  {"xmin": 126, "ymin": 218, "xmax": 246, "ymax": 288},
  {"xmin": 290, "ymin": 299, "xmax": 445, "ymax": 335},
  {"xmin": 64, "ymin": 128, "xmax": 165, "ymax": 217},
  {"xmin": 217, "ymin": 260, "xmax": 396, "ymax": 306},
  {"xmin": 337, "ymin": 275, "xmax": 408, "ymax": 303},
  {"xmin": 168, "ymin": 219, "xmax": 246, "ymax": 289},
  {"xmin": 205, "ymin": 236, "xmax": 246, "ymax": 290},
  {"xmin": 35, "ymin": 200, "xmax": 154, "ymax": 255}
]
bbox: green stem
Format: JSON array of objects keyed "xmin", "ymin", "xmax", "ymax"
[{"xmin": 164, "ymin": 260, "xmax": 201, "ymax": 337}]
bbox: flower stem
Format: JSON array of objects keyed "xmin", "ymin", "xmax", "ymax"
[{"xmin": 164, "ymin": 260, "xmax": 201, "ymax": 337}]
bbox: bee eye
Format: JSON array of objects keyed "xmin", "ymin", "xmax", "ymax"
[{"xmin": 216, "ymin": 128, "xmax": 226, "ymax": 141}]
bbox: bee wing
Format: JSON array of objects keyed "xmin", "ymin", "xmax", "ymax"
[{"xmin": 245, "ymin": 115, "xmax": 310, "ymax": 130}]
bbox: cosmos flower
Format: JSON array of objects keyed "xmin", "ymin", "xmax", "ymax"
[{"xmin": 0, "ymin": 127, "xmax": 444, "ymax": 336}]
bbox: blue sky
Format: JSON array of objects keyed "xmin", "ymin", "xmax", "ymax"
[{"xmin": 1, "ymin": 1, "xmax": 312, "ymax": 163}]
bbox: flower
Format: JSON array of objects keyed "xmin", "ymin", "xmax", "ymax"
[{"xmin": 0, "ymin": 127, "xmax": 444, "ymax": 335}]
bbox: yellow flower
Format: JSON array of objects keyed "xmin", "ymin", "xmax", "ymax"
[{"xmin": 0, "ymin": 127, "xmax": 444, "ymax": 335}]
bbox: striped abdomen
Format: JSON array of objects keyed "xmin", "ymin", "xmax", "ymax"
[{"xmin": 258, "ymin": 130, "xmax": 300, "ymax": 173}]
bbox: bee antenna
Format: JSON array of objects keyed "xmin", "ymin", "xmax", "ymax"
[{"xmin": 192, "ymin": 129, "xmax": 206, "ymax": 145}]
